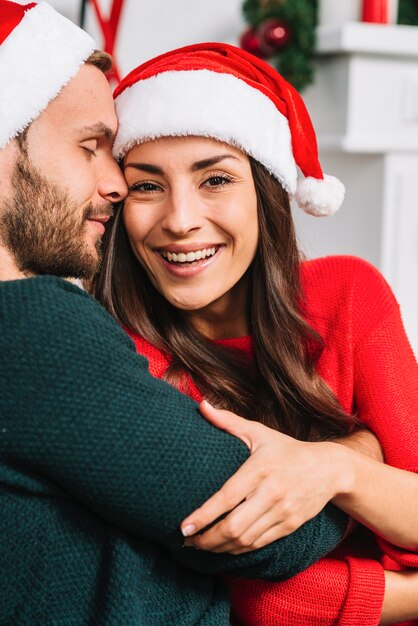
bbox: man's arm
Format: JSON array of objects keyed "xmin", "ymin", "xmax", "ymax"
[{"xmin": 0, "ymin": 278, "xmax": 348, "ymax": 579}]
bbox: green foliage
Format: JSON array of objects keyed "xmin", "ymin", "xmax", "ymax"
[
  {"xmin": 242, "ymin": 0, "xmax": 318, "ymax": 92},
  {"xmin": 242, "ymin": 0, "xmax": 418, "ymax": 92},
  {"xmin": 398, "ymin": 0, "xmax": 418, "ymax": 25}
]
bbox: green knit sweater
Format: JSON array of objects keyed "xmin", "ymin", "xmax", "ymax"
[{"xmin": 0, "ymin": 277, "xmax": 348, "ymax": 625}]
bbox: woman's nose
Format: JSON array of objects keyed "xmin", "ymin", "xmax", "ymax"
[{"xmin": 160, "ymin": 194, "xmax": 202, "ymax": 236}]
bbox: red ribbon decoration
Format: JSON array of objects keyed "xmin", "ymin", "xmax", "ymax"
[
  {"xmin": 89, "ymin": 0, "xmax": 124, "ymax": 83},
  {"xmin": 362, "ymin": 0, "xmax": 389, "ymax": 23}
]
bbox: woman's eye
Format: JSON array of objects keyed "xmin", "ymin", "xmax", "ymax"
[
  {"xmin": 128, "ymin": 182, "xmax": 161, "ymax": 193},
  {"xmin": 203, "ymin": 175, "xmax": 233, "ymax": 188}
]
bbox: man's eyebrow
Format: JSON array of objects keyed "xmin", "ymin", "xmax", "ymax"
[
  {"xmin": 191, "ymin": 155, "xmax": 239, "ymax": 171},
  {"xmin": 124, "ymin": 163, "xmax": 165, "ymax": 175},
  {"xmin": 75, "ymin": 123, "xmax": 115, "ymax": 141}
]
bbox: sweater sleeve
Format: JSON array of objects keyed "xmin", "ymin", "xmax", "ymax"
[
  {"xmin": 226, "ymin": 554, "xmax": 385, "ymax": 626},
  {"xmin": 354, "ymin": 306, "xmax": 418, "ymax": 568},
  {"xmin": 354, "ymin": 308, "xmax": 418, "ymax": 473},
  {"xmin": 224, "ymin": 258, "xmax": 415, "ymax": 625},
  {"xmin": 0, "ymin": 278, "xmax": 348, "ymax": 580}
]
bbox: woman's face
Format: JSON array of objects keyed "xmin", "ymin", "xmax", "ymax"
[{"xmin": 122, "ymin": 136, "xmax": 258, "ymax": 330}]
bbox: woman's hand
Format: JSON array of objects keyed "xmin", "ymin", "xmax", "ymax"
[
  {"xmin": 181, "ymin": 401, "xmax": 350, "ymax": 554},
  {"xmin": 183, "ymin": 404, "xmax": 418, "ymax": 554}
]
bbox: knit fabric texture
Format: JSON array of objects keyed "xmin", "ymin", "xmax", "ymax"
[
  {"xmin": 128, "ymin": 256, "xmax": 418, "ymax": 626},
  {"xmin": 0, "ymin": 275, "xmax": 348, "ymax": 625}
]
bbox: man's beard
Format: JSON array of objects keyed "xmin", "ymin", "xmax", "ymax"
[{"xmin": 0, "ymin": 153, "xmax": 113, "ymax": 279}]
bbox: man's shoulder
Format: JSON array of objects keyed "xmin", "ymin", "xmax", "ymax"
[
  {"xmin": 0, "ymin": 275, "xmax": 135, "ymax": 352},
  {"xmin": 0, "ymin": 275, "xmax": 105, "ymax": 313}
]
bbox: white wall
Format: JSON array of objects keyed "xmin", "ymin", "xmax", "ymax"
[{"xmin": 46, "ymin": 0, "xmax": 245, "ymax": 76}]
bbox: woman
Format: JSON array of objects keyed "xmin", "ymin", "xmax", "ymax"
[{"xmin": 94, "ymin": 43, "xmax": 418, "ymax": 625}]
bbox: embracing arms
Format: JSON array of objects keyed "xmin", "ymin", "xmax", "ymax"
[
  {"xmin": 0, "ymin": 278, "xmax": 348, "ymax": 580},
  {"xmin": 180, "ymin": 320, "xmax": 418, "ymax": 556},
  {"xmin": 181, "ymin": 260, "xmax": 418, "ymax": 556}
]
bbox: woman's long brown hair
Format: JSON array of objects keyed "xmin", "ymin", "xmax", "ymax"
[{"xmin": 93, "ymin": 158, "xmax": 355, "ymax": 441}]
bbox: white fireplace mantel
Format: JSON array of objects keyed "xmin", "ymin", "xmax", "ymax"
[
  {"xmin": 296, "ymin": 22, "xmax": 418, "ymax": 354},
  {"xmin": 317, "ymin": 21, "xmax": 418, "ymax": 56},
  {"xmin": 307, "ymin": 23, "xmax": 418, "ymax": 153}
]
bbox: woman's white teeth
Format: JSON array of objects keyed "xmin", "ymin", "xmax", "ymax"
[{"xmin": 161, "ymin": 247, "xmax": 217, "ymax": 264}]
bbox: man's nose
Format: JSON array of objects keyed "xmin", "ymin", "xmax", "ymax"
[{"xmin": 99, "ymin": 159, "xmax": 128, "ymax": 203}]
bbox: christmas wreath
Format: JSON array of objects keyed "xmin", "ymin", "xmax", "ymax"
[{"xmin": 241, "ymin": 0, "xmax": 418, "ymax": 92}]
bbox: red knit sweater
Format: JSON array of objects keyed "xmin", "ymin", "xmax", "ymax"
[{"xmin": 127, "ymin": 256, "xmax": 418, "ymax": 626}]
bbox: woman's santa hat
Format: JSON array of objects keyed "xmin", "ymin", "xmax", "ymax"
[
  {"xmin": 0, "ymin": 0, "xmax": 95, "ymax": 149},
  {"xmin": 113, "ymin": 42, "xmax": 345, "ymax": 217}
]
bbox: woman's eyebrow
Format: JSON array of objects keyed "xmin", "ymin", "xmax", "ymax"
[
  {"xmin": 124, "ymin": 154, "xmax": 240, "ymax": 174},
  {"xmin": 191, "ymin": 155, "xmax": 239, "ymax": 171},
  {"xmin": 124, "ymin": 163, "xmax": 164, "ymax": 174}
]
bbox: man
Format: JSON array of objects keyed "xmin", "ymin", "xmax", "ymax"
[{"xmin": 0, "ymin": 2, "xmax": 347, "ymax": 624}]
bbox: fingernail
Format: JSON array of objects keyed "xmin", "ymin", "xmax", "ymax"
[{"xmin": 182, "ymin": 524, "xmax": 196, "ymax": 537}]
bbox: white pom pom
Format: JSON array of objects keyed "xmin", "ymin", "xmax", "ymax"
[{"xmin": 295, "ymin": 174, "xmax": 345, "ymax": 217}]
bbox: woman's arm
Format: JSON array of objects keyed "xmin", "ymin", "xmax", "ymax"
[
  {"xmin": 331, "ymin": 446, "xmax": 418, "ymax": 550},
  {"xmin": 333, "ymin": 428, "xmax": 384, "ymax": 462},
  {"xmin": 182, "ymin": 287, "xmax": 418, "ymax": 556},
  {"xmin": 330, "ymin": 305, "xmax": 418, "ymax": 553},
  {"xmin": 381, "ymin": 570, "xmax": 418, "ymax": 625},
  {"xmin": 331, "ymin": 428, "xmax": 384, "ymax": 538},
  {"xmin": 181, "ymin": 403, "xmax": 418, "ymax": 554}
]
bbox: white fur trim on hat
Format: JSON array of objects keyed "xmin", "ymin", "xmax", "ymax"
[
  {"xmin": 0, "ymin": 1, "xmax": 96, "ymax": 149},
  {"xmin": 113, "ymin": 69, "xmax": 298, "ymax": 195},
  {"xmin": 295, "ymin": 174, "xmax": 345, "ymax": 217}
]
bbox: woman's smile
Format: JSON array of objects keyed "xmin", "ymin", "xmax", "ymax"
[{"xmin": 155, "ymin": 243, "xmax": 224, "ymax": 276}]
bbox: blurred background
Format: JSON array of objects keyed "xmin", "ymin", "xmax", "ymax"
[
  {"xmin": 48, "ymin": 0, "xmax": 246, "ymax": 75},
  {"xmin": 17, "ymin": 0, "xmax": 418, "ymax": 353}
]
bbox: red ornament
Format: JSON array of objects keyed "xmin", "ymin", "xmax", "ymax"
[
  {"xmin": 258, "ymin": 18, "xmax": 292, "ymax": 54},
  {"xmin": 240, "ymin": 27, "xmax": 267, "ymax": 58},
  {"xmin": 362, "ymin": 0, "xmax": 388, "ymax": 23}
]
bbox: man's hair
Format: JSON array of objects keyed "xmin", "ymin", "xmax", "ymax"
[{"xmin": 86, "ymin": 50, "xmax": 113, "ymax": 74}]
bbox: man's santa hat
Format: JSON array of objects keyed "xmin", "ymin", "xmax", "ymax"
[
  {"xmin": 0, "ymin": 0, "xmax": 95, "ymax": 149},
  {"xmin": 113, "ymin": 42, "xmax": 345, "ymax": 217}
]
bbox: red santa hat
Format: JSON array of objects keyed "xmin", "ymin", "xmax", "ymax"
[
  {"xmin": 113, "ymin": 42, "xmax": 345, "ymax": 217},
  {"xmin": 0, "ymin": 0, "xmax": 95, "ymax": 149}
]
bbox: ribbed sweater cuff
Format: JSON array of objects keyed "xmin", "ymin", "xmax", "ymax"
[{"xmin": 339, "ymin": 557, "xmax": 385, "ymax": 626}]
